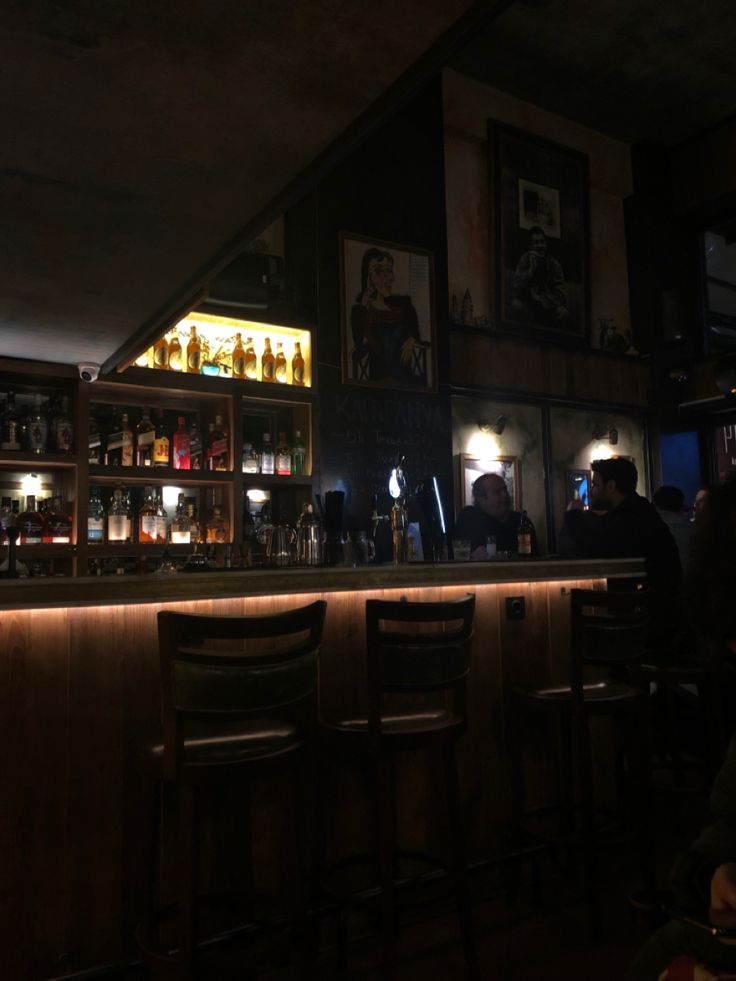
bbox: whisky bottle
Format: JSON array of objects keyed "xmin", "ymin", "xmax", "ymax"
[
  {"xmin": 105, "ymin": 412, "xmax": 125, "ymax": 467},
  {"xmin": 107, "ymin": 487, "xmax": 131, "ymax": 543},
  {"xmin": 18, "ymin": 495, "xmax": 44, "ymax": 544},
  {"xmin": 27, "ymin": 394, "xmax": 48, "ymax": 454},
  {"xmin": 153, "ymin": 410, "xmax": 170, "ymax": 467},
  {"xmin": 168, "ymin": 331, "xmax": 183, "ymax": 372},
  {"xmin": 88, "ymin": 411, "xmax": 102, "ymax": 465},
  {"xmin": 242, "ymin": 442, "xmax": 259, "ymax": 474},
  {"xmin": 88, "ymin": 487, "xmax": 105, "ymax": 544},
  {"xmin": 54, "ymin": 396, "xmax": 74, "ymax": 453},
  {"xmin": 261, "ymin": 337, "xmax": 275, "ymax": 383},
  {"xmin": 170, "ymin": 492, "xmax": 190, "ymax": 544},
  {"xmin": 155, "ymin": 491, "xmax": 168, "ymax": 544},
  {"xmin": 40, "ymin": 499, "xmax": 53, "ymax": 543},
  {"xmin": 186, "ymin": 326, "xmax": 201, "ymax": 373},
  {"xmin": 232, "ymin": 332, "xmax": 245, "ymax": 379},
  {"xmin": 260, "ymin": 432, "xmax": 274, "ymax": 475},
  {"xmin": 136, "ymin": 407, "xmax": 155, "ymax": 467},
  {"xmin": 186, "ymin": 499, "xmax": 202, "ymax": 544},
  {"xmin": 189, "ymin": 419, "xmax": 203, "ymax": 470},
  {"xmin": 138, "ymin": 487, "xmax": 158, "ymax": 544},
  {"xmin": 206, "ymin": 505, "xmax": 229, "ymax": 544},
  {"xmin": 208, "ymin": 414, "xmax": 229, "ymax": 471},
  {"xmin": 274, "ymin": 341, "xmax": 287, "ymax": 384},
  {"xmin": 47, "ymin": 495, "xmax": 72, "ymax": 543},
  {"xmin": 121, "ymin": 412, "xmax": 134, "ymax": 467},
  {"xmin": 0, "ymin": 496, "xmax": 13, "ymax": 545},
  {"xmin": 517, "ymin": 510, "xmax": 532, "ymax": 557},
  {"xmin": 1, "ymin": 390, "xmax": 21, "ymax": 450},
  {"xmin": 275, "ymin": 432, "xmax": 291, "ymax": 476},
  {"xmin": 292, "ymin": 342, "xmax": 305, "ymax": 386},
  {"xmin": 244, "ymin": 337, "xmax": 257, "ymax": 380},
  {"xmin": 153, "ymin": 334, "xmax": 169, "ymax": 370},
  {"xmin": 291, "ymin": 430, "xmax": 306, "ymax": 476},
  {"xmin": 172, "ymin": 416, "xmax": 191, "ymax": 470}
]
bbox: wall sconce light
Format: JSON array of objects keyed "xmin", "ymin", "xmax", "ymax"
[
  {"xmin": 592, "ymin": 425, "xmax": 618, "ymax": 446},
  {"xmin": 478, "ymin": 414, "xmax": 507, "ymax": 436}
]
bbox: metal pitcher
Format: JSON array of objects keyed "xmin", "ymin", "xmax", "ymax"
[
  {"xmin": 259, "ymin": 520, "xmax": 296, "ymax": 567},
  {"xmin": 296, "ymin": 504, "xmax": 323, "ymax": 566}
]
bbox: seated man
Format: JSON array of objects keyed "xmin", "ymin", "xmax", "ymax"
[
  {"xmin": 454, "ymin": 472, "xmax": 538, "ymax": 559},
  {"xmin": 653, "ymin": 484, "xmax": 693, "ymax": 571},
  {"xmin": 559, "ymin": 457, "xmax": 682, "ymax": 657}
]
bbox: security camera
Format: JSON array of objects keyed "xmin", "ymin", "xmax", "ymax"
[{"xmin": 78, "ymin": 363, "xmax": 100, "ymax": 383}]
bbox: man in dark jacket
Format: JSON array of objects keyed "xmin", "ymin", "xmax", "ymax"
[
  {"xmin": 559, "ymin": 457, "xmax": 682, "ymax": 657},
  {"xmin": 455, "ymin": 472, "xmax": 538, "ymax": 558}
]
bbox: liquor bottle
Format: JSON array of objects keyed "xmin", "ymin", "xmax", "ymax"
[
  {"xmin": 186, "ymin": 326, "xmax": 201, "ymax": 374},
  {"xmin": 292, "ymin": 342, "xmax": 305, "ymax": 386},
  {"xmin": 291, "ymin": 430, "xmax": 306, "ymax": 476},
  {"xmin": 88, "ymin": 487, "xmax": 105, "ymax": 544},
  {"xmin": 105, "ymin": 412, "xmax": 124, "ymax": 466},
  {"xmin": 153, "ymin": 410, "xmax": 170, "ymax": 467},
  {"xmin": 107, "ymin": 487, "xmax": 131, "ymax": 543},
  {"xmin": 138, "ymin": 487, "xmax": 158, "ymax": 544},
  {"xmin": 0, "ymin": 496, "xmax": 13, "ymax": 545},
  {"xmin": 39, "ymin": 499, "xmax": 52, "ymax": 543},
  {"xmin": 168, "ymin": 331, "xmax": 183, "ymax": 372},
  {"xmin": 206, "ymin": 505, "xmax": 229, "ymax": 544},
  {"xmin": 208, "ymin": 414, "xmax": 229, "ymax": 471},
  {"xmin": 155, "ymin": 491, "xmax": 168, "ymax": 544},
  {"xmin": 261, "ymin": 337, "xmax": 275, "ymax": 383},
  {"xmin": 172, "ymin": 416, "xmax": 191, "ymax": 470},
  {"xmin": 260, "ymin": 432, "xmax": 274, "ymax": 475},
  {"xmin": 186, "ymin": 498, "xmax": 202, "ymax": 544},
  {"xmin": 121, "ymin": 412, "xmax": 134, "ymax": 467},
  {"xmin": 189, "ymin": 419, "xmax": 203, "ymax": 470},
  {"xmin": 275, "ymin": 432, "xmax": 291, "ymax": 476},
  {"xmin": 242, "ymin": 442, "xmax": 259, "ymax": 474},
  {"xmin": 153, "ymin": 334, "xmax": 169, "ymax": 370},
  {"xmin": 244, "ymin": 337, "xmax": 257, "ymax": 380},
  {"xmin": 47, "ymin": 495, "xmax": 72, "ymax": 543},
  {"xmin": 274, "ymin": 341, "xmax": 287, "ymax": 384},
  {"xmin": 1, "ymin": 390, "xmax": 20, "ymax": 450},
  {"xmin": 88, "ymin": 410, "xmax": 102, "ymax": 465},
  {"xmin": 18, "ymin": 495, "xmax": 44, "ymax": 544},
  {"xmin": 517, "ymin": 510, "xmax": 533, "ymax": 557},
  {"xmin": 54, "ymin": 395, "xmax": 74, "ymax": 453},
  {"xmin": 170, "ymin": 492, "xmax": 191, "ymax": 544},
  {"xmin": 241, "ymin": 495, "xmax": 256, "ymax": 567},
  {"xmin": 136, "ymin": 407, "xmax": 155, "ymax": 467},
  {"xmin": 27, "ymin": 394, "xmax": 48, "ymax": 454},
  {"xmin": 232, "ymin": 332, "xmax": 245, "ymax": 379}
]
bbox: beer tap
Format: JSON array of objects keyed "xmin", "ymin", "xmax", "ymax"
[{"xmin": 389, "ymin": 454, "xmax": 408, "ymax": 565}]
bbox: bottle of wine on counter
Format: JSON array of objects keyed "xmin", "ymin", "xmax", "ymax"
[
  {"xmin": 275, "ymin": 432, "xmax": 291, "ymax": 475},
  {"xmin": 244, "ymin": 337, "xmax": 257, "ymax": 380},
  {"xmin": 153, "ymin": 410, "xmax": 170, "ymax": 467},
  {"xmin": 291, "ymin": 430, "xmax": 306, "ymax": 476},
  {"xmin": 27, "ymin": 394, "xmax": 48, "ymax": 454},
  {"xmin": 189, "ymin": 419, "xmax": 203, "ymax": 470},
  {"xmin": 18, "ymin": 495, "xmax": 44, "ymax": 544},
  {"xmin": 187, "ymin": 326, "xmax": 201, "ymax": 373},
  {"xmin": 232, "ymin": 333, "xmax": 245, "ymax": 379},
  {"xmin": 517, "ymin": 510, "xmax": 533, "ymax": 556},
  {"xmin": 153, "ymin": 334, "xmax": 169, "ymax": 370},
  {"xmin": 168, "ymin": 330, "xmax": 183, "ymax": 372},
  {"xmin": 260, "ymin": 432, "xmax": 274, "ymax": 475},
  {"xmin": 107, "ymin": 487, "xmax": 131, "ymax": 543},
  {"xmin": 208, "ymin": 414, "xmax": 229, "ymax": 471},
  {"xmin": 136, "ymin": 407, "xmax": 155, "ymax": 466},
  {"xmin": 172, "ymin": 416, "xmax": 191, "ymax": 470},
  {"xmin": 88, "ymin": 487, "xmax": 105, "ymax": 543},
  {"xmin": 292, "ymin": 342, "xmax": 305, "ymax": 386},
  {"xmin": 170, "ymin": 493, "xmax": 190, "ymax": 544},
  {"xmin": 274, "ymin": 341, "xmax": 287, "ymax": 383},
  {"xmin": 261, "ymin": 337, "xmax": 275, "ymax": 383}
]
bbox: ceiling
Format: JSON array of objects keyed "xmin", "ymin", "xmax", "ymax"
[
  {"xmin": 5, "ymin": 0, "xmax": 736, "ymax": 374},
  {"xmin": 451, "ymin": 0, "xmax": 736, "ymax": 147},
  {"xmin": 0, "ymin": 0, "xmax": 487, "ymax": 372}
]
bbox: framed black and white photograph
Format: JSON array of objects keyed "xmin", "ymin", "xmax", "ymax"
[
  {"xmin": 458, "ymin": 453, "xmax": 520, "ymax": 510},
  {"xmin": 489, "ymin": 122, "xmax": 590, "ymax": 343},
  {"xmin": 339, "ymin": 232, "xmax": 437, "ymax": 392}
]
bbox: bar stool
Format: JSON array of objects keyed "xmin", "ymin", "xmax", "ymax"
[
  {"xmin": 510, "ymin": 588, "xmax": 652, "ymax": 936},
  {"xmin": 136, "ymin": 599, "xmax": 326, "ymax": 980},
  {"xmin": 318, "ymin": 594, "xmax": 478, "ymax": 978}
]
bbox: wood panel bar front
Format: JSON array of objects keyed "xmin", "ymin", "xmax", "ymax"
[{"xmin": 0, "ymin": 559, "xmax": 643, "ymax": 979}]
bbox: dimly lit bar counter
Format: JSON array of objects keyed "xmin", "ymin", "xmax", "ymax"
[{"xmin": 3, "ymin": 557, "xmax": 644, "ymax": 975}]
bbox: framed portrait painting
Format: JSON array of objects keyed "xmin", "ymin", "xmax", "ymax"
[
  {"xmin": 339, "ymin": 232, "xmax": 437, "ymax": 392},
  {"xmin": 457, "ymin": 453, "xmax": 520, "ymax": 510},
  {"xmin": 489, "ymin": 122, "xmax": 590, "ymax": 344}
]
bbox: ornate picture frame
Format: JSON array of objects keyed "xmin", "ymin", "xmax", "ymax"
[{"xmin": 457, "ymin": 453, "xmax": 520, "ymax": 510}]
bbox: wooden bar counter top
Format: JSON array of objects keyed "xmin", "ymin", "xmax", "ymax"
[{"xmin": 2, "ymin": 557, "xmax": 644, "ymax": 977}]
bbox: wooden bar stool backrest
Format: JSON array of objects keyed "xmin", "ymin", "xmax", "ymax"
[
  {"xmin": 365, "ymin": 594, "xmax": 476, "ymax": 737},
  {"xmin": 570, "ymin": 588, "xmax": 649, "ymax": 708},
  {"xmin": 157, "ymin": 600, "xmax": 327, "ymax": 780}
]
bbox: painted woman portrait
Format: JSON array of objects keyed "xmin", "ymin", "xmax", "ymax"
[{"xmin": 350, "ymin": 247, "xmax": 423, "ymax": 385}]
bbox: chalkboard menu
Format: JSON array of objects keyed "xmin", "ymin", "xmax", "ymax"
[{"xmin": 319, "ymin": 386, "xmax": 453, "ymax": 528}]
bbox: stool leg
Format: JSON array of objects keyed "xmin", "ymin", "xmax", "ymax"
[
  {"xmin": 375, "ymin": 754, "xmax": 398, "ymax": 976},
  {"xmin": 558, "ymin": 713, "xmax": 577, "ymax": 878},
  {"xmin": 575, "ymin": 714, "xmax": 601, "ymax": 939},
  {"xmin": 443, "ymin": 743, "xmax": 480, "ymax": 980},
  {"xmin": 178, "ymin": 784, "xmax": 197, "ymax": 980},
  {"xmin": 625, "ymin": 704, "xmax": 656, "ymax": 897}
]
